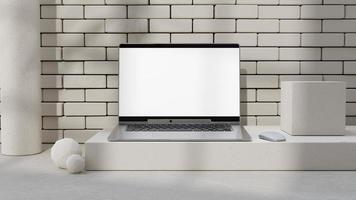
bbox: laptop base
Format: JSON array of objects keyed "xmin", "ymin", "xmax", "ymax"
[{"xmin": 108, "ymin": 124, "xmax": 251, "ymax": 142}]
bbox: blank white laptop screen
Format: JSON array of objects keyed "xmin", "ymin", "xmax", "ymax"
[{"xmin": 119, "ymin": 45, "xmax": 240, "ymax": 117}]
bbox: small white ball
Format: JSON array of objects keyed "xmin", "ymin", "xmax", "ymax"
[
  {"xmin": 66, "ymin": 154, "xmax": 85, "ymax": 174},
  {"xmin": 51, "ymin": 138, "xmax": 82, "ymax": 169}
]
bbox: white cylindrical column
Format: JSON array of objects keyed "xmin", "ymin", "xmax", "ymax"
[{"xmin": 0, "ymin": 0, "xmax": 42, "ymax": 155}]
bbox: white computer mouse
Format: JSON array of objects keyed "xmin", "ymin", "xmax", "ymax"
[{"xmin": 259, "ymin": 131, "xmax": 286, "ymax": 142}]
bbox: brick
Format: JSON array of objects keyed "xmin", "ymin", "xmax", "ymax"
[
  {"xmin": 63, "ymin": 75, "xmax": 106, "ymax": 88},
  {"xmin": 43, "ymin": 89, "xmax": 85, "ymax": 102},
  {"xmin": 257, "ymin": 89, "xmax": 280, "ymax": 101},
  {"xmin": 237, "ymin": 20, "xmax": 279, "ymax": 32},
  {"xmin": 324, "ymin": 0, "xmax": 356, "ymax": 4},
  {"xmin": 279, "ymin": 75, "xmax": 322, "ymax": 86},
  {"xmin": 85, "ymin": 6, "xmax": 126, "ymax": 18},
  {"xmin": 40, "ymin": 19, "xmax": 62, "ymax": 32},
  {"xmin": 64, "ymin": 103, "xmax": 106, "ymax": 115},
  {"xmin": 107, "ymin": 48, "xmax": 119, "ymax": 60},
  {"xmin": 42, "ymin": 130, "xmax": 63, "ymax": 143},
  {"xmin": 193, "ymin": 19, "xmax": 235, "ymax": 32},
  {"xmin": 43, "ymin": 117, "xmax": 85, "ymax": 129},
  {"xmin": 241, "ymin": 89, "xmax": 256, "ymax": 102},
  {"xmin": 86, "ymin": 89, "xmax": 118, "ymax": 101},
  {"xmin": 63, "ymin": 0, "xmax": 104, "ymax": 4},
  {"xmin": 280, "ymin": 48, "xmax": 321, "ymax": 60},
  {"xmin": 215, "ymin": 5, "xmax": 258, "ymax": 18},
  {"xmin": 258, "ymin": 34, "xmax": 300, "ymax": 46},
  {"xmin": 346, "ymin": 34, "xmax": 356, "ymax": 46},
  {"xmin": 301, "ymin": 5, "xmax": 344, "ymax": 19},
  {"xmin": 128, "ymin": 34, "xmax": 170, "ymax": 43},
  {"xmin": 257, "ymin": 116, "xmax": 280, "ymax": 125},
  {"xmin": 240, "ymin": 75, "xmax": 279, "ymax": 88},
  {"xmin": 63, "ymin": 47, "xmax": 105, "ymax": 60},
  {"xmin": 84, "ymin": 61, "xmax": 118, "ymax": 74},
  {"xmin": 301, "ymin": 33, "xmax": 344, "ymax": 47},
  {"xmin": 240, "ymin": 62, "xmax": 257, "ymax": 74},
  {"xmin": 41, "ymin": 6, "xmax": 83, "ymax": 18},
  {"xmin": 106, "ymin": 0, "xmax": 148, "ymax": 4},
  {"xmin": 86, "ymin": 116, "xmax": 118, "ymax": 129},
  {"xmin": 40, "ymin": 0, "xmax": 62, "ymax": 4},
  {"xmin": 323, "ymin": 48, "xmax": 356, "ymax": 60},
  {"xmin": 108, "ymin": 103, "xmax": 118, "ymax": 115},
  {"xmin": 280, "ymin": 20, "xmax": 321, "ymax": 32},
  {"xmin": 151, "ymin": 0, "xmax": 192, "ymax": 4},
  {"xmin": 41, "ymin": 75, "xmax": 63, "ymax": 88},
  {"xmin": 240, "ymin": 117, "xmax": 257, "ymax": 126},
  {"xmin": 346, "ymin": 103, "xmax": 356, "ymax": 115},
  {"xmin": 240, "ymin": 103, "xmax": 278, "ymax": 115},
  {"xmin": 63, "ymin": 130, "xmax": 98, "ymax": 143},
  {"xmin": 215, "ymin": 33, "xmax": 257, "ymax": 46},
  {"xmin": 42, "ymin": 62, "xmax": 84, "ymax": 74},
  {"xmin": 300, "ymin": 61, "xmax": 343, "ymax": 74},
  {"xmin": 324, "ymin": 75, "xmax": 356, "ymax": 88},
  {"xmin": 107, "ymin": 76, "xmax": 118, "ymax": 88},
  {"xmin": 347, "ymin": 117, "xmax": 356, "ymax": 125},
  {"xmin": 151, "ymin": 19, "xmax": 192, "ymax": 32},
  {"xmin": 279, "ymin": 0, "xmax": 322, "ymax": 4},
  {"xmin": 128, "ymin": 6, "xmax": 170, "ymax": 18},
  {"xmin": 171, "ymin": 34, "xmax": 213, "ymax": 43},
  {"xmin": 347, "ymin": 89, "xmax": 356, "ymax": 102},
  {"xmin": 85, "ymin": 34, "xmax": 127, "ymax": 46},
  {"xmin": 106, "ymin": 19, "xmax": 148, "ymax": 32},
  {"xmin": 240, "ymin": 47, "xmax": 278, "ymax": 61},
  {"xmin": 63, "ymin": 20, "xmax": 105, "ymax": 32},
  {"xmin": 172, "ymin": 5, "xmax": 213, "ymax": 18},
  {"xmin": 235, "ymin": 0, "xmax": 278, "ymax": 4},
  {"xmin": 259, "ymin": 6, "xmax": 300, "ymax": 19},
  {"xmin": 346, "ymin": 6, "xmax": 356, "ymax": 18},
  {"xmin": 41, "ymin": 47, "xmax": 61, "ymax": 60},
  {"xmin": 257, "ymin": 62, "xmax": 299, "ymax": 74},
  {"xmin": 42, "ymin": 103, "xmax": 63, "ymax": 116},
  {"xmin": 344, "ymin": 62, "xmax": 356, "ymax": 74},
  {"xmin": 323, "ymin": 20, "xmax": 356, "ymax": 32},
  {"xmin": 194, "ymin": 0, "xmax": 234, "ymax": 4},
  {"xmin": 42, "ymin": 34, "xmax": 84, "ymax": 46}
]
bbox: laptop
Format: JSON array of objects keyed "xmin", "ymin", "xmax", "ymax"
[{"xmin": 108, "ymin": 43, "xmax": 250, "ymax": 142}]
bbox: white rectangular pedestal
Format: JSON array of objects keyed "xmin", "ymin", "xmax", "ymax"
[
  {"xmin": 85, "ymin": 126, "xmax": 356, "ymax": 170},
  {"xmin": 280, "ymin": 81, "xmax": 346, "ymax": 135}
]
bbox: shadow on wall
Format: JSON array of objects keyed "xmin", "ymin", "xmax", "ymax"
[
  {"xmin": 40, "ymin": 5, "xmax": 62, "ymax": 143},
  {"xmin": 239, "ymin": 70, "xmax": 248, "ymax": 126}
]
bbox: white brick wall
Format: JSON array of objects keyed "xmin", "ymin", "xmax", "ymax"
[{"xmin": 4, "ymin": 1, "xmax": 354, "ymax": 143}]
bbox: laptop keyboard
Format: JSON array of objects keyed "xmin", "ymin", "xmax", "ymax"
[{"xmin": 127, "ymin": 123, "xmax": 232, "ymax": 132}]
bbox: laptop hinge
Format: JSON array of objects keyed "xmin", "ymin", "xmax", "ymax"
[{"xmin": 147, "ymin": 119, "xmax": 212, "ymax": 124}]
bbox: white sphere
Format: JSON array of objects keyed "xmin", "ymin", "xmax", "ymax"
[
  {"xmin": 51, "ymin": 138, "xmax": 82, "ymax": 169},
  {"xmin": 66, "ymin": 154, "xmax": 85, "ymax": 174}
]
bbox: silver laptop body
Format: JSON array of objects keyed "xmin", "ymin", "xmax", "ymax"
[{"xmin": 108, "ymin": 44, "xmax": 250, "ymax": 142}]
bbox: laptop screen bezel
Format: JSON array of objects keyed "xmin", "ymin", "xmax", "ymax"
[{"xmin": 118, "ymin": 43, "xmax": 240, "ymax": 123}]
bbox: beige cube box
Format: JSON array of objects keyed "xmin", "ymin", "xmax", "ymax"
[{"xmin": 281, "ymin": 81, "xmax": 346, "ymax": 135}]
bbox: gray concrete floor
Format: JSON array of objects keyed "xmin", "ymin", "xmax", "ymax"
[{"xmin": 1, "ymin": 145, "xmax": 356, "ymax": 200}]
